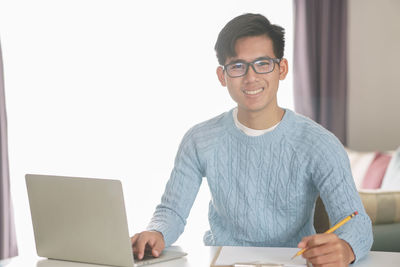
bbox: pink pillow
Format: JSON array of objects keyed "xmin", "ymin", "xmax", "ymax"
[
  {"xmin": 361, "ymin": 152, "xmax": 392, "ymax": 189},
  {"xmin": 345, "ymin": 148, "xmax": 376, "ymax": 189}
]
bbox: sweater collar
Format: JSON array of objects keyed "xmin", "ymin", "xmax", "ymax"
[{"xmin": 223, "ymin": 108, "xmax": 294, "ymax": 145}]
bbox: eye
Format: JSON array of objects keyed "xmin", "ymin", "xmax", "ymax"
[
  {"xmin": 254, "ymin": 60, "xmax": 270, "ymax": 67},
  {"xmin": 228, "ymin": 62, "xmax": 246, "ymax": 70}
]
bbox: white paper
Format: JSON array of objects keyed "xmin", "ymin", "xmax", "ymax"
[{"xmin": 214, "ymin": 246, "xmax": 306, "ymax": 267}]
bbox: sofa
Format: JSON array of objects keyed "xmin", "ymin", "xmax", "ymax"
[{"xmin": 314, "ymin": 147, "xmax": 400, "ymax": 252}]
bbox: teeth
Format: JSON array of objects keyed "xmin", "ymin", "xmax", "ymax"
[{"xmin": 243, "ymin": 88, "xmax": 263, "ymax": 95}]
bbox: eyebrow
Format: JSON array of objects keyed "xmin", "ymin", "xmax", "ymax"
[{"xmin": 227, "ymin": 56, "xmax": 272, "ymax": 65}]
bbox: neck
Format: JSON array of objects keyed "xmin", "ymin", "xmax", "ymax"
[{"xmin": 237, "ymin": 105, "xmax": 284, "ymax": 130}]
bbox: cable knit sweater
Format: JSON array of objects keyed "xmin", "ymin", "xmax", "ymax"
[{"xmin": 147, "ymin": 108, "xmax": 373, "ymax": 262}]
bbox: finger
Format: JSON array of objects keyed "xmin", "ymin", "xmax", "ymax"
[
  {"xmin": 312, "ymin": 263, "xmax": 341, "ymax": 267},
  {"xmin": 303, "ymin": 241, "xmax": 339, "ymax": 258},
  {"xmin": 143, "ymin": 234, "xmax": 164, "ymax": 258},
  {"xmin": 131, "ymin": 233, "xmax": 140, "ymax": 246},
  {"xmin": 306, "ymin": 250, "xmax": 341, "ymax": 266},
  {"xmin": 146, "ymin": 238, "xmax": 156, "ymax": 249},
  {"xmin": 143, "ymin": 239, "xmax": 156, "ymax": 256},
  {"xmin": 298, "ymin": 235, "xmax": 314, "ymax": 248},
  {"xmin": 298, "ymin": 234, "xmax": 323, "ymax": 248},
  {"xmin": 304, "ymin": 233, "xmax": 338, "ymax": 248},
  {"xmin": 135, "ymin": 235, "xmax": 150, "ymax": 260},
  {"xmin": 151, "ymin": 239, "xmax": 165, "ymax": 257}
]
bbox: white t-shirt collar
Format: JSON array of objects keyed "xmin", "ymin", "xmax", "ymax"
[{"xmin": 232, "ymin": 107, "xmax": 280, "ymax": 137}]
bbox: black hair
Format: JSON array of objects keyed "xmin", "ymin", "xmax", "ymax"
[{"xmin": 214, "ymin": 13, "xmax": 285, "ymax": 65}]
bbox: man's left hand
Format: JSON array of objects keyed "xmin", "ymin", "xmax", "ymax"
[{"xmin": 297, "ymin": 233, "xmax": 355, "ymax": 267}]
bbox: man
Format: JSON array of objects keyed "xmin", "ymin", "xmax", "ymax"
[{"xmin": 131, "ymin": 13, "xmax": 373, "ymax": 266}]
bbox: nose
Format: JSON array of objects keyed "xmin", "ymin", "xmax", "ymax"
[{"xmin": 244, "ymin": 64, "xmax": 258, "ymax": 83}]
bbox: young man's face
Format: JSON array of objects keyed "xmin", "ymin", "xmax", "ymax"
[{"xmin": 217, "ymin": 35, "xmax": 288, "ymax": 116}]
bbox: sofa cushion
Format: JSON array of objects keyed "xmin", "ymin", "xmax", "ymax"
[{"xmin": 359, "ymin": 190, "xmax": 400, "ymax": 224}]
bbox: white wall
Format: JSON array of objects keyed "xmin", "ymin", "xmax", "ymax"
[
  {"xmin": 0, "ymin": 0, "xmax": 293, "ymax": 259},
  {"xmin": 348, "ymin": 0, "xmax": 400, "ymax": 151}
]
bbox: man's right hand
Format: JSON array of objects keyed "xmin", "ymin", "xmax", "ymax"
[{"xmin": 131, "ymin": 231, "xmax": 165, "ymax": 260}]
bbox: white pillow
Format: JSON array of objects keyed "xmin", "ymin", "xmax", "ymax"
[{"xmin": 381, "ymin": 146, "xmax": 400, "ymax": 190}]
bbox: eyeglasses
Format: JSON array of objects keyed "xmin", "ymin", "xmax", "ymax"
[{"xmin": 223, "ymin": 57, "xmax": 281, "ymax": 78}]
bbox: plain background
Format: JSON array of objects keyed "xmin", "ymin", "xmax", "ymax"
[
  {"xmin": 0, "ymin": 0, "xmax": 293, "ymax": 258},
  {"xmin": 347, "ymin": 0, "xmax": 400, "ymax": 151}
]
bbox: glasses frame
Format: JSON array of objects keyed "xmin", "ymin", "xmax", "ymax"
[{"xmin": 223, "ymin": 57, "xmax": 281, "ymax": 78}]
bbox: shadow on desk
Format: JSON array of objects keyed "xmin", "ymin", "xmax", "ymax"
[
  {"xmin": 37, "ymin": 259, "xmax": 106, "ymax": 267},
  {"xmin": 36, "ymin": 258, "xmax": 191, "ymax": 267}
]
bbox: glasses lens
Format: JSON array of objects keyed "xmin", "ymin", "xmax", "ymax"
[
  {"xmin": 226, "ymin": 62, "xmax": 247, "ymax": 77},
  {"xmin": 253, "ymin": 59, "xmax": 273, "ymax": 73}
]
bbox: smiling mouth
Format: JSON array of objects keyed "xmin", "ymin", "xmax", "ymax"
[{"xmin": 242, "ymin": 87, "xmax": 264, "ymax": 95}]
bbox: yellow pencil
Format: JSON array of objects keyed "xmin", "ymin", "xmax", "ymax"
[{"xmin": 291, "ymin": 211, "xmax": 358, "ymax": 260}]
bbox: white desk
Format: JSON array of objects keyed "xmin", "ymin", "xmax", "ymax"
[{"xmin": 5, "ymin": 245, "xmax": 400, "ymax": 267}]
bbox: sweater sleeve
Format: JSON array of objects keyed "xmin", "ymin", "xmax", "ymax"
[
  {"xmin": 311, "ymin": 135, "xmax": 373, "ymax": 263},
  {"xmin": 147, "ymin": 128, "xmax": 204, "ymax": 247}
]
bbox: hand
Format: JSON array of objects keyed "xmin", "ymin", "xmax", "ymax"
[
  {"xmin": 131, "ymin": 230, "xmax": 165, "ymax": 260},
  {"xmin": 297, "ymin": 233, "xmax": 355, "ymax": 267}
]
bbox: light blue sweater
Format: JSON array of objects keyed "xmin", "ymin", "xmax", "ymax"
[{"xmin": 147, "ymin": 108, "xmax": 373, "ymax": 262}]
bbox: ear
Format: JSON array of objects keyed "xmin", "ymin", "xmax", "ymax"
[
  {"xmin": 278, "ymin": 58, "xmax": 289, "ymax": 80},
  {"xmin": 216, "ymin": 66, "xmax": 227, "ymax": 87}
]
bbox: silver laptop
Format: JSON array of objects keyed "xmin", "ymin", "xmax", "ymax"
[{"xmin": 25, "ymin": 174, "xmax": 187, "ymax": 267}]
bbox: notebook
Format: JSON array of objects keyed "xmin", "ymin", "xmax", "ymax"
[
  {"xmin": 25, "ymin": 174, "xmax": 187, "ymax": 267},
  {"xmin": 210, "ymin": 246, "xmax": 306, "ymax": 267}
]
